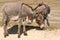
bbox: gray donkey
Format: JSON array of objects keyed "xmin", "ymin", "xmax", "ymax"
[
  {"xmin": 2, "ymin": 2, "xmax": 34, "ymax": 38},
  {"xmin": 34, "ymin": 2, "xmax": 50, "ymax": 28}
]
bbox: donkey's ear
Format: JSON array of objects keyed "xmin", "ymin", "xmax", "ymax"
[{"xmin": 42, "ymin": 0, "xmax": 46, "ymax": 4}]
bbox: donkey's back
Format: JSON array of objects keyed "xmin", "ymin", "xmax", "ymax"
[{"xmin": 2, "ymin": 2, "xmax": 23, "ymax": 21}]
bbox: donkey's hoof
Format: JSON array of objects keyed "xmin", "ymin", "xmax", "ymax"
[
  {"xmin": 4, "ymin": 35, "xmax": 7, "ymax": 38},
  {"xmin": 18, "ymin": 35, "xmax": 20, "ymax": 38},
  {"xmin": 6, "ymin": 34, "xmax": 9, "ymax": 36},
  {"xmin": 24, "ymin": 33, "xmax": 27, "ymax": 36},
  {"xmin": 48, "ymin": 24, "xmax": 50, "ymax": 26},
  {"xmin": 4, "ymin": 34, "xmax": 9, "ymax": 38}
]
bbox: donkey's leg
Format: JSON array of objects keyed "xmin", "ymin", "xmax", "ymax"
[
  {"xmin": 23, "ymin": 21, "xmax": 27, "ymax": 36},
  {"xmin": 46, "ymin": 18, "xmax": 50, "ymax": 26},
  {"xmin": 18, "ymin": 18, "xmax": 22, "ymax": 38},
  {"xmin": 3, "ymin": 19, "xmax": 9, "ymax": 38}
]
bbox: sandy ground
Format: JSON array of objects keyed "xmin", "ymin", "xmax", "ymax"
[{"xmin": 0, "ymin": 27, "xmax": 60, "ymax": 40}]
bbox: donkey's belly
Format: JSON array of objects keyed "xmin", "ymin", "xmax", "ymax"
[{"xmin": 10, "ymin": 16, "xmax": 19, "ymax": 21}]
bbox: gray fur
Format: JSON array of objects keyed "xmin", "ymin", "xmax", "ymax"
[
  {"xmin": 34, "ymin": 3, "xmax": 50, "ymax": 27},
  {"xmin": 2, "ymin": 2, "xmax": 34, "ymax": 38}
]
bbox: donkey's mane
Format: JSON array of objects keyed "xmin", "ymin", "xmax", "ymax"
[
  {"xmin": 34, "ymin": 3, "xmax": 43, "ymax": 10},
  {"xmin": 22, "ymin": 3, "xmax": 33, "ymax": 11}
]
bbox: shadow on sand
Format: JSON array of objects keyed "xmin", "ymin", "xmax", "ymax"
[{"xmin": 8, "ymin": 25, "xmax": 44, "ymax": 35}]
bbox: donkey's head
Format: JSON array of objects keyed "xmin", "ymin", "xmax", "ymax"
[
  {"xmin": 35, "ymin": 13, "xmax": 45, "ymax": 29},
  {"xmin": 33, "ymin": 3, "xmax": 46, "ymax": 29},
  {"xmin": 33, "ymin": 10, "xmax": 45, "ymax": 29}
]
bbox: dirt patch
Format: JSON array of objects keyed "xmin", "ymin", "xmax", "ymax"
[{"xmin": 0, "ymin": 27, "xmax": 60, "ymax": 40}]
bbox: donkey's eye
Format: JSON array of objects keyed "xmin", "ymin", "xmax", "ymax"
[{"xmin": 36, "ymin": 13, "xmax": 38, "ymax": 14}]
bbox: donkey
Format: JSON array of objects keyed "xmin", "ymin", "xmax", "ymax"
[
  {"xmin": 22, "ymin": 4, "xmax": 46, "ymax": 30},
  {"xmin": 34, "ymin": 2, "xmax": 50, "ymax": 27},
  {"xmin": 2, "ymin": 2, "xmax": 34, "ymax": 38}
]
